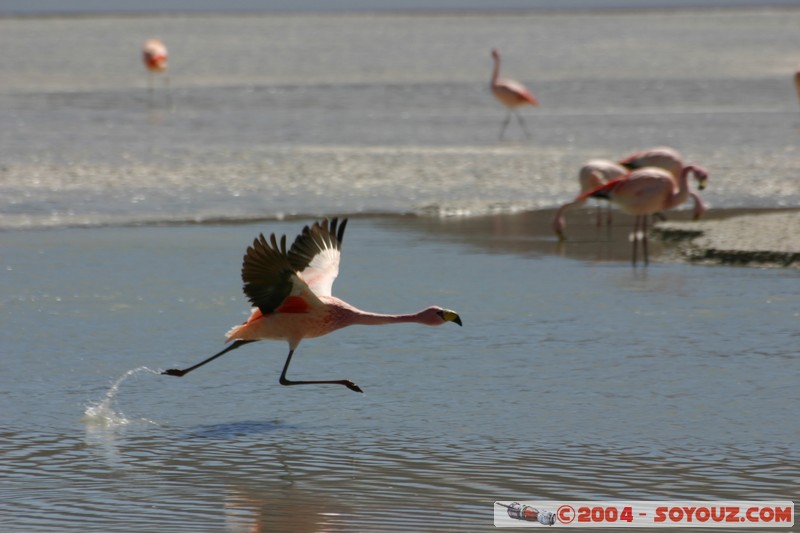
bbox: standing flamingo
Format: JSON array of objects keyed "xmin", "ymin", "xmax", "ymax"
[
  {"xmin": 618, "ymin": 146, "xmax": 707, "ymax": 220},
  {"xmin": 794, "ymin": 67, "xmax": 800, "ymax": 106},
  {"xmin": 162, "ymin": 218, "xmax": 462, "ymax": 393},
  {"xmin": 553, "ymin": 165, "xmax": 708, "ymax": 265},
  {"xmin": 576, "ymin": 159, "xmax": 628, "ymax": 227},
  {"xmin": 490, "ymin": 48, "xmax": 539, "ymax": 140},
  {"xmin": 619, "ymin": 146, "xmax": 683, "ymax": 178},
  {"xmin": 142, "ymin": 38, "xmax": 169, "ymax": 91}
]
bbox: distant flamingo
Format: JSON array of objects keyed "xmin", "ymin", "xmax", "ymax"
[
  {"xmin": 576, "ymin": 159, "xmax": 628, "ymax": 226},
  {"xmin": 618, "ymin": 146, "xmax": 708, "ymax": 220},
  {"xmin": 795, "ymin": 67, "xmax": 800, "ymax": 106},
  {"xmin": 553, "ymin": 165, "xmax": 708, "ymax": 265},
  {"xmin": 142, "ymin": 38, "xmax": 169, "ymax": 91},
  {"xmin": 491, "ymin": 48, "xmax": 539, "ymax": 140},
  {"xmin": 163, "ymin": 218, "xmax": 462, "ymax": 393}
]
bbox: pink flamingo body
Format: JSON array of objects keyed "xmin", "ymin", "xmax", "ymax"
[
  {"xmin": 553, "ymin": 165, "xmax": 708, "ymax": 265},
  {"xmin": 619, "ymin": 146, "xmax": 683, "ymax": 178},
  {"xmin": 163, "ymin": 218, "xmax": 462, "ymax": 393},
  {"xmin": 491, "ymin": 48, "xmax": 538, "ymax": 139},
  {"xmin": 577, "ymin": 159, "xmax": 628, "ymax": 226},
  {"xmin": 142, "ymin": 38, "xmax": 169, "ymax": 91},
  {"xmin": 142, "ymin": 38, "xmax": 168, "ymax": 72},
  {"xmin": 795, "ymin": 67, "xmax": 800, "ymax": 105},
  {"xmin": 618, "ymin": 146, "xmax": 707, "ymax": 220}
]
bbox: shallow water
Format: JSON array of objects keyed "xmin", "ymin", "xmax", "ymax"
[
  {"xmin": 1, "ymin": 8, "xmax": 799, "ymax": 531},
  {"xmin": 2, "ymin": 220, "xmax": 798, "ymax": 531},
  {"xmin": 2, "ymin": 10, "xmax": 800, "ymax": 229}
]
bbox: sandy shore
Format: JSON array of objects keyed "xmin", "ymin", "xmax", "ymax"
[
  {"xmin": 654, "ymin": 208, "xmax": 800, "ymax": 268},
  {"xmin": 385, "ymin": 207, "xmax": 800, "ymax": 268}
]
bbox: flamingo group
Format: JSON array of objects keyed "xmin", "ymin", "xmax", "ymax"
[
  {"xmin": 163, "ymin": 218, "xmax": 462, "ymax": 393},
  {"xmin": 490, "ymin": 48, "xmax": 539, "ymax": 140},
  {"xmin": 553, "ymin": 164, "xmax": 708, "ymax": 265},
  {"xmin": 142, "ymin": 38, "xmax": 169, "ymax": 91}
]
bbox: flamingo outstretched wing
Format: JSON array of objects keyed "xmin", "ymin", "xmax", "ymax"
[
  {"xmin": 287, "ymin": 218, "xmax": 346, "ymax": 298},
  {"xmin": 240, "ymin": 218, "xmax": 346, "ymax": 316},
  {"xmin": 241, "ymin": 232, "xmax": 312, "ymax": 315}
]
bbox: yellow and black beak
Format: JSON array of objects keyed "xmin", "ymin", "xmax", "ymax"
[{"xmin": 438, "ymin": 309, "xmax": 463, "ymax": 326}]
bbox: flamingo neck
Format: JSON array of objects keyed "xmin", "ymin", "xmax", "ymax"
[
  {"xmin": 491, "ymin": 56, "xmax": 500, "ymax": 86},
  {"xmin": 664, "ymin": 165, "xmax": 695, "ymax": 210},
  {"xmin": 350, "ymin": 309, "xmax": 429, "ymax": 326}
]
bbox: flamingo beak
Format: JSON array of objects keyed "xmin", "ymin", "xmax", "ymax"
[
  {"xmin": 697, "ymin": 177, "xmax": 707, "ymax": 191},
  {"xmin": 439, "ymin": 309, "xmax": 463, "ymax": 326}
]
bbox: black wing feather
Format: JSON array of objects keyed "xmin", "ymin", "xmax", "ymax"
[
  {"xmin": 241, "ymin": 232, "xmax": 294, "ymax": 314},
  {"xmin": 287, "ymin": 217, "xmax": 347, "ymax": 273}
]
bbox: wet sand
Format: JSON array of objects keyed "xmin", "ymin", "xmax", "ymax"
[
  {"xmin": 384, "ymin": 207, "xmax": 800, "ymax": 268},
  {"xmin": 655, "ymin": 208, "xmax": 800, "ymax": 267}
]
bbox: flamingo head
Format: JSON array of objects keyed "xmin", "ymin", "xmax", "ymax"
[
  {"xmin": 423, "ymin": 307, "xmax": 463, "ymax": 327},
  {"xmin": 491, "ymin": 48, "xmax": 500, "ymax": 60},
  {"xmin": 686, "ymin": 164, "xmax": 709, "ymax": 191}
]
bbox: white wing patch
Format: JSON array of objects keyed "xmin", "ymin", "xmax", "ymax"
[{"xmin": 297, "ymin": 245, "xmax": 341, "ymax": 298}]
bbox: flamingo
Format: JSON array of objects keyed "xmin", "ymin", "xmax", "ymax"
[
  {"xmin": 142, "ymin": 38, "xmax": 168, "ymax": 91},
  {"xmin": 553, "ymin": 165, "xmax": 708, "ymax": 265},
  {"xmin": 576, "ymin": 159, "xmax": 628, "ymax": 227},
  {"xmin": 490, "ymin": 48, "xmax": 539, "ymax": 140},
  {"xmin": 795, "ymin": 67, "xmax": 800, "ymax": 106},
  {"xmin": 162, "ymin": 218, "xmax": 462, "ymax": 393},
  {"xmin": 618, "ymin": 146, "xmax": 707, "ymax": 220}
]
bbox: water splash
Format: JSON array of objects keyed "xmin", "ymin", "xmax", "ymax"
[{"xmin": 83, "ymin": 366, "xmax": 160, "ymax": 427}]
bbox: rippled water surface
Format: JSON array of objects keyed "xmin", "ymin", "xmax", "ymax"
[
  {"xmin": 2, "ymin": 220, "xmax": 798, "ymax": 531},
  {"xmin": 1, "ymin": 7, "xmax": 799, "ymax": 531}
]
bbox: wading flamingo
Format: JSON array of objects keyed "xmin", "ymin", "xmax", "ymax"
[
  {"xmin": 142, "ymin": 38, "xmax": 169, "ymax": 91},
  {"xmin": 618, "ymin": 146, "xmax": 707, "ymax": 220},
  {"xmin": 795, "ymin": 67, "xmax": 800, "ymax": 106},
  {"xmin": 491, "ymin": 48, "xmax": 538, "ymax": 140},
  {"xmin": 162, "ymin": 218, "xmax": 462, "ymax": 393},
  {"xmin": 576, "ymin": 159, "xmax": 628, "ymax": 227},
  {"xmin": 553, "ymin": 165, "xmax": 708, "ymax": 265}
]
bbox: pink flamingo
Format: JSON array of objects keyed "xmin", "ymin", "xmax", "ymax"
[
  {"xmin": 618, "ymin": 146, "xmax": 707, "ymax": 220},
  {"xmin": 795, "ymin": 67, "xmax": 800, "ymax": 106},
  {"xmin": 491, "ymin": 48, "xmax": 539, "ymax": 140},
  {"xmin": 553, "ymin": 165, "xmax": 708, "ymax": 265},
  {"xmin": 163, "ymin": 218, "xmax": 462, "ymax": 393},
  {"xmin": 142, "ymin": 38, "xmax": 169, "ymax": 90},
  {"xmin": 576, "ymin": 159, "xmax": 628, "ymax": 226}
]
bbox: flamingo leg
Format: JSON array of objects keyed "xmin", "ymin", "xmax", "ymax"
[
  {"xmin": 514, "ymin": 110, "xmax": 531, "ymax": 139},
  {"xmin": 498, "ymin": 110, "xmax": 512, "ymax": 140},
  {"xmin": 279, "ymin": 349, "xmax": 363, "ymax": 393},
  {"xmin": 595, "ymin": 200, "xmax": 602, "ymax": 227},
  {"xmin": 162, "ymin": 340, "xmax": 255, "ymax": 377},
  {"xmin": 632, "ymin": 216, "xmax": 640, "ymax": 266},
  {"xmin": 642, "ymin": 215, "xmax": 649, "ymax": 266}
]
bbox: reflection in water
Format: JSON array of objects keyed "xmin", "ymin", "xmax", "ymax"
[{"xmin": 224, "ymin": 485, "xmax": 345, "ymax": 533}]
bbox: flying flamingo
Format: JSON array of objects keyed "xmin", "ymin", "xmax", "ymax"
[
  {"xmin": 162, "ymin": 218, "xmax": 462, "ymax": 393},
  {"xmin": 553, "ymin": 165, "xmax": 708, "ymax": 265},
  {"xmin": 618, "ymin": 146, "xmax": 707, "ymax": 220},
  {"xmin": 142, "ymin": 38, "xmax": 169, "ymax": 91},
  {"xmin": 490, "ymin": 48, "xmax": 539, "ymax": 140}
]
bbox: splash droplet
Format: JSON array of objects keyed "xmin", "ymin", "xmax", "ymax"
[{"xmin": 83, "ymin": 366, "xmax": 160, "ymax": 427}]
